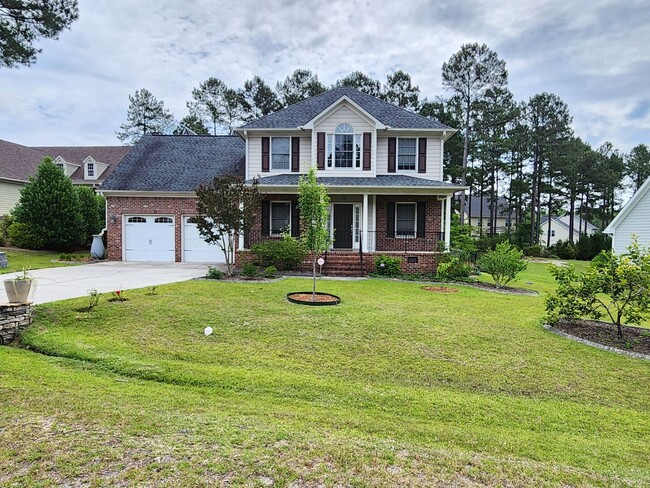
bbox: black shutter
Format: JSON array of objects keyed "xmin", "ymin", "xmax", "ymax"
[
  {"xmin": 363, "ymin": 132, "xmax": 371, "ymax": 171},
  {"xmin": 417, "ymin": 201, "xmax": 426, "ymax": 237},
  {"xmin": 261, "ymin": 137, "xmax": 270, "ymax": 172},
  {"xmin": 291, "ymin": 200, "xmax": 300, "ymax": 237},
  {"xmin": 261, "ymin": 201, "xmax": 270, "ymax": 236},
  {"xmin": 388, "ymin": 137, "xmax": 396, "ymax": 173},
  {"xmin": 291, "ymin": 137, "xmax": 300, "ymax": 173},
  {"xmin": 387, "ymin": 201, "xmax": 395, "ymax": 237},
  {"xmin": 317, "ymin": 132, "xmax": 325, "ymax": 169},
  {"xmin": 418, "ymin": 138, "xmax": 427, "ymax": 173}
]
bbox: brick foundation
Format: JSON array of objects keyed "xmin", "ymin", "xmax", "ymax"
[{"xmin": 0, "ymin": 303, "xmax": 32, "ymax": 345}]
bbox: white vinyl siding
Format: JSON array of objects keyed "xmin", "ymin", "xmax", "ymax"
[
  {"xmin": 0, "ymin": 180, "xmax": 23, "ymax": 215},
  {"xmin": 612, "ymin": 194, "xmax": 650, "ymax": 254},
  {"xmin": 376, "ymin": 135, "xmax": 443, "ymax": 180},
  {"xmin": 247, "ymin": 135, "xmax": 309, "ymax": 176}
]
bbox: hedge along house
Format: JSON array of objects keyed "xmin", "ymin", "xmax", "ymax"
[
  {"xmin": 235, "ymin": 87, "xmax": 464, "ymax": 275},
  {"xmin": 100, "ymin": 87, "xmax": 465, "ymax": 274}
]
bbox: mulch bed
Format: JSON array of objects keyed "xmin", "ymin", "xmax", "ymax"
[
  {"xmin": 288, "ymin": 293, "xmax": 339, "ymax": 303},
  {"xmin": 422, "ymin": 286, "xmax": 459, "ymax": 293},
  {"xmin": 554, "ymin": 319, "xmax": 650, "ymax": 355}
]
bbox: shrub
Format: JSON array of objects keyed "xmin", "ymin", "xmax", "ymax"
[
  {"xmin": 575, "ymin": 233, "xmax": 611, "ymax": 261},
  {"xmin": 374, "ymin": 255, "xmax": 402, "ymax": 277},
  {"xmin": 436, "ymin": 256, "xmax": 472, "ymax": 281},
  {"xmin": 478, "ymin": 242, "xmax": 527, "ymax": 289},
  {"xmin": 207, "ymin": 267, "xmax": 224, "ymax": 280},
  {"xmin": 75, "ymin": 186, "xmax": 104, "ymax": 245},
  {"xmin": 7, "ymin": 222, "xmax": 45, "ymax": 249},
  {"xmin": 550, "ymin": 240, "xmax": 576, "ymax": 260},
  {"xmin": 0, "ymin": 215, "xmax": 12, "ymax": 246},
  {"xmin": 523, "ymin": 244, "xmax": 543, "ymax": 257},
  {"xmin": 264, "ymin": 265, "xmax": 278, "ymax": 278},
  {"xmin": 242, "ymin": 262, "xmax": 258, "ymax": 277},
  {"xmin": 251, "ymin": 234, "xmax": 308, "ymax": 271}
]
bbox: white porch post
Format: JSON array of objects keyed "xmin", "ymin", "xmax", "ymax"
[
  {"xmin": 362, "ymin": 193, "xmax": 369, "ymax": 253},
  {"xmin": 445, "ymin": 195, "xmax": 452, "ymax": 251}
]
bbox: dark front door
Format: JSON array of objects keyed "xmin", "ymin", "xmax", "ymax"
[{"xmin": 333, "ymin": 204, "xmax": 353, "ymax": 249}]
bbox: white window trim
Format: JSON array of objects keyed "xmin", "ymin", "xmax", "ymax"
[
  {"xmin": 86, "ymin": 161, "xmax": 95, "ymax": 179},
  {"xmin": 395, "ymin": 202, "xmax": 417, "ymax": 238},
  {"xmin": 326, "ymin": 124, "xmax": 363, "ymax": 171},
  {"xmin": 328, "ymin": 202, "xmax": 362, "ymax": 250},
  {"xmin": 270, "ymin": 201, "xmax": 291, "ymax": 236},
  {"xmin": 397, "ymin": 137, "xmax": 418, "ymax": 172},
  {"xmin": 270, "ymin": 137, "xmax": 291, "ymax": 171}
]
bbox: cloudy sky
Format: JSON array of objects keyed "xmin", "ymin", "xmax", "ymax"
[{"xmin": 2, "ymin": 0, "xmax": 649, "ymax": 153}]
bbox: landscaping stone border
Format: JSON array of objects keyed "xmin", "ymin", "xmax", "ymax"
[
  {"xmin": 544, "ymin": 324, "xmax": 650, "ymax": 360},
  {"xmin": 0, "ymin": 303, "xmax": 33, "ymax": 345}
]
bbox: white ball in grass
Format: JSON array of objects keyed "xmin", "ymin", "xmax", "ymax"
[{"xmin": 204, "ymin": 326, "xmax": 213, "ymax": 336}]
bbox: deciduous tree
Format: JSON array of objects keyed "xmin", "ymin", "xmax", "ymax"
[{"xmin": 0, "ymin": 0, "xmax": 79, "ymax": 68}]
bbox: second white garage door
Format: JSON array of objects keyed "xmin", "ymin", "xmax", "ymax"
[
  {"xmin": 124, "ymin": 215, "xmax": 175, "ymax": 262},
  {"xmin": 183, "ymin": 216, "xmax": 225, "ymax": 263}
]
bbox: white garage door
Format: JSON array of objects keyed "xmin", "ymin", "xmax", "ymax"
[
  {"xmin": 183, "ymin": 216, "xmax": 225, "ymax": 263},
  {"xmin": 124, "ymin": 215, "xmax": 175, "ymax": 262}
]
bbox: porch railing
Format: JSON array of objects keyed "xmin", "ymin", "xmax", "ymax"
[{"xmin": 361, "ymin": 231, "xmax": 445, "ymax": 253}]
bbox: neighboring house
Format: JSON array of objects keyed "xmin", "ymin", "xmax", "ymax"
[
  {"xmin": 539, "ymin": 215, "xmax": 597, "ymax": 246},
  {"xmin": 0, "ymin": 138, "xmax": 130, "ymax": 215},
  {"xmin": 463, "ymin": 195, "xmax": 513, "ymax": 234},
  {"xmin": 604, "ymin": 177, "xmax": 650, "ymax": 254},
  {"xmin": 100, "ymin": 87, "xmax": 465, "ymax": 274}
]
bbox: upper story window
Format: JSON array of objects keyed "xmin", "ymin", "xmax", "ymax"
[
  {"xmin": 86, "ymin": 161, "xmax": 95, "ymax": 178},
  {"xmin": 271, "ymin": 137, "xmax": 290, "ymax": 170},
  {"xmin": 397, "ymin": 138, "xmax": 417, "ymax": 171},
  {"xmin": 327, "ymin": 123, "xmax": 361, "ymax": 169},
  {"xmin": 56, "ymin": 162, "xmax": 64, "ymax": 171}
]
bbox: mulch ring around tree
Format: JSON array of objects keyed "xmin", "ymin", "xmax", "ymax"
[
  {"xmin": 422, "ymin": 286, "xmax": 459, "ymax": 293},
  {"xmin": 553, "ymin": 319, "xmax": 650, "ymax": 356},
  {"xmin": 287, "ymin": 292, "xmax": 341, "ymax": 306}
]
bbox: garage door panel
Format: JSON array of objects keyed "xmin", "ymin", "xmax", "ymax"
[
  {"xmin": 124, "ymin": 215, "xmax": 175, "ymax": 262},
  {"xmin": 183, "ymin": 216, "xmax": 225, "ymax": 263}
]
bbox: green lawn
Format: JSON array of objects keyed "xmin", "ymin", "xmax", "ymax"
[
  {"xmin": 0, "ymin": 247, "xmax": 75, "ymax": 274},
  {"xmin": 0, "ymin": 271, "xmax": 648, "ymax": 485}
]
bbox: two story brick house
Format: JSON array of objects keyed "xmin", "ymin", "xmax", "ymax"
[{"xmin": 100, "ymin": 87, "xmax": 464, "ymax": 274}]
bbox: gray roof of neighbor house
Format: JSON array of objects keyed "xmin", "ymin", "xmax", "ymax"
[
  {"xmin": 0, "ymin": 139, "xmax": 48, "ymax": 182},
  {"xmin": 248, "ymin": 174, "xmax": 464, "ymax": 189},
  {"xmin": 100, "ymin": 135, "xmax": 245, "ymax": 192},
  {"xmin": 464, "ymin": 195, "xmax": 513, "ymax": 218},
  {"xmin": 35, "ymin": 145, "xmax": 131, "ymax": 184},
  {"xmin": 239, "ymin": 87, "xmax": 453, "ymax": 130}
]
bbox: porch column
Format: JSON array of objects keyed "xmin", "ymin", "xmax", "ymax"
[
  {"xmin": 238, "ymin": 202, "xmax": 245, "ymax": 250},
  {"xmin": 362, "ymin": 193, "xmax": 369, "ymax": 252},
  {"xmin": 445, "ymin": 195, "xmax": 452, "ymax": 251}
]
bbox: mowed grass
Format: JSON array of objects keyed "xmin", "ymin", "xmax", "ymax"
[
  {"xmin": 0, "ymin": 272, "xmax": 649, "ymax": 486},
  {"xmin": 0, "ymin": 247, "xmax": 73, "ymax": 274}
]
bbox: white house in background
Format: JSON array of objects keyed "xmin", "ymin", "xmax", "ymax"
[
  {"xmin": 539, "ymin": 215, "xmax": 597, "ymax": 247},
  {"xmin": 604, "ymin": 177, "xmax": 650, "ymax": 254}
]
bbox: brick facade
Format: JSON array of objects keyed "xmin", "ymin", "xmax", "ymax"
[
  {"xmin": 374, "ymin": 195, "xmax": 442, "ymax": 252},
  {"xmin": 106, "ymin": 196, "xmax": 198, "ymax": 261}
]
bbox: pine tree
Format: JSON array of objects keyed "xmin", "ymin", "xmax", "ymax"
[
  {"xmin": 276, "ymin": 69, "xmax": 326, "ymax": 106},
  {"xmin": 116, "ymin": 88, "xmax": 175, "ymax": 144},
  {"xmin": 383, "ymin": 70, "xmax": 420, "ymax": 110}
]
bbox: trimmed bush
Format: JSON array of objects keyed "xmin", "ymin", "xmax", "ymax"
[
  {"xmin": 242, "ymin": 262, "xmax": 258, "ymax": 277},
  {"xmin": 251, "ymin": 234, "xmax": 308, "ymax": 271},
  {"xmin": 264, "ymin": 265, "xmax": 278, "ymax": 278},
  {"xmin": 207, "ymin": 267, "xmax": 224, "ymax": 280},
  {"xmin": 374, "ymin": 255, "xmax": 402, "ymax": 277},
  {"xmin": 7, "ymin": 222, "xmax": 45, "ymax": 249},
  {"xmin": 478, "ymin": 242, "xmax": 527, "ymax": 288},
  {"xmin": 436, "ymin": 256, "xmax": 472, "ymax": 281},
  {"xmin": 550, "ymin": 239, "xmax": 576, "ymax": 260}
]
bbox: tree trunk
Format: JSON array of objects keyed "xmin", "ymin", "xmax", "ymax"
[
  {"xmin": 459, "ymin": 100, "xmax": 471, "ymax": 226},
  {"xmin": 312, "ymin": 255, "xmax": 317, "ymax": 301},
  {"xmin": 568, "ymin": 189, "xmax": 576, "ymax": 243}
]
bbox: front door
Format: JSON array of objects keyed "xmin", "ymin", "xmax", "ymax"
[{"xmin": 333, "ymin": 204, "xmax": 353, "ymax": 249}]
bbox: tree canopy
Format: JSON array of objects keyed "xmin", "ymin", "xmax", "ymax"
[
  {"xmin": 0, "ymin": 0, "xmax": 79, "ymax": 68},
  {"xmin": 116, "ymin": 88, "xmax": 175, "ymax": 144}
]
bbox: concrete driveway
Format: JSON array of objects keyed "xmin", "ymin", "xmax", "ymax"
[{"xmin": 0, "ymin": 262, "xmax": 216, "ymax": 304}]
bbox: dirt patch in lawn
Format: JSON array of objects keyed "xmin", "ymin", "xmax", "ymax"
[
  {"xmin": 422, "ymin": 286, "xmax": 459, "ymax": 293},
  {"xmin": 554, "ymin": 319, "xmax": 650, "ymax": 356}
]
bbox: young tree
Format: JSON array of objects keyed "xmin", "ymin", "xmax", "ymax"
[
  {"xmin": 241, "ymin": 76, "xmax": 282, "ymax": 120},
  {"xmin": 11, "ymin": 157, "xmax": 83, "ymax": 249},
  {"xmin": 477, "ymin": 242, "xmax": 527, "ymax": 288},
  {"xmin": 194, "ymin": 176, "xmax": 260, "ymax": 275},
  {"xmin": 116, "ymin": 88, "xmax": 175, "ymax": 144},
  {"xmin": 442, "ymin": 43, "xmax": 508, "ymax": 225},
  {"xmin": 0, "ymin": 0, "xmax": 79, "ymax": 68},
  {"xmin": 298, "ymin": 167, "xmax": 331, "ymax": 300},
  {"xmin": 336, "ymin": 71, "xmax": 383, "ymax": 97},
  {"xmin": 187, "ymin": 77, "xmax": 229, "ymax": 135},
  {"xmin": 276, "ymin": 68, "xmax": 326, "ymax": 106},
  {"xmin": 173, "ymin": 114, "xmax": 209, "ymax": 135},
  {"xmin": 546, "ymin": 238, "xmax": 650, "ymax": 339},
  {"xmin": 383, "ymin": 70, "xmax": 420, "ymax": 110}
]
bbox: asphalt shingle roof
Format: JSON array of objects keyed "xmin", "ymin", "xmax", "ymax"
[
  {"xmin": 248, "ymin": 174, "xmax": 463, "ymax": 189},
  {"xmin": 0, "ymin": 139, "xmax": 48, "ymax": 182},
  {"xmin": 35, "ymin": 146, "xmax": 131, "ymax": 184},
  {"xmin": 239, "ymin": 87, "xmax": 453, "ymax": 130},
  {"xmin": 100, "ymin": 135, "xmax": 245, "ymax": 192}
]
